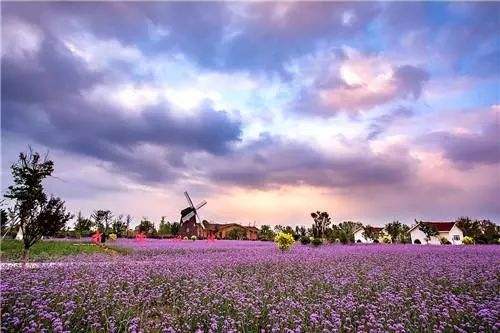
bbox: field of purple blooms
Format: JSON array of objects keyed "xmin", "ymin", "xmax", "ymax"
[{"xmin": 1, "ymin": 240, "xmax": 499, "ymax": 332}]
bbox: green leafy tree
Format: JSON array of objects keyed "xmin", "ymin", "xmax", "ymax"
[
  {"xmin": 385, "ymin": 220, "xmax": 409, "ymax": 243},
  {"xmin": 259, "ymin": 225, "xmax": 275, "ymax": 241},
  {"xmin": 136, "ymin": 218, "xmax": 157, "ymax": 236},
  {"xmin": 399, "ymin": 224, "xmax": 411, "ymax": 244},
  {"xmin": 227, "ymin": 228, "xmax": 247, "ymax": 240},
  {"xmin": 337, "ymin": 221, "xmax": 362, "ymax": 243},
  {"xmin": 4, "ymin": 149, "xmax": 72, "ymax": 259},
  {"xmin": 362, "ymin": 225, "xmax": 381, "ymax": 242},
  {"xmin": 112, "ymin": 214, "xmax": 128, "ymax": 237},
  {"xmin": 74, "ymin": 211, "xmax": 94, "ymax": 236},
  {"xmin": 475, "ymin": 219, "xmax": 499, "ymax": 244},
  {"xmin": 158, "ymin": 217, "xmax": 172, "ymax": 237},
  {"xmin": 310, "ymin": 211, "xmax": 331, "ymax": 238},
  {"xmin": 170, "ymin": 221, "xmax": 180, "ymax": 236},
  {"xmin": 417, "ymin": 221, "xmax": 439, "ymax": 243},
  {"xmin": 456, "ymin": 217, "xmax": 481, "ymax": 239},
  {"xmin": 91, "ymin": 210, "xmax": 113, "ymax": 235}
]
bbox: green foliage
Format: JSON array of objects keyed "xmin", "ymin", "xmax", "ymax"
[
  {"xmin": 259, "ymin": 225, "xmax": 275, "ymax": 241},
  {"xmin": 111, "ymin": 215, "xmax": 128, "ymax": 237},
  {"xmin": 310, "ymin": 211, "xmax": 331, "ymax": 238},
  {"xmin": 457, "ymin": 217, "xmax": 499, "ymax": 244},
  {"xmin": 440, "ymin": 237, "xmax": 451, "ymax": 245},
  {"xmin": 158, "ymin": 217, "xmax": 172, "ymax": 237},
  {"xmin": 3, "ymin": 149, "xmax": 71, "ymax": 257},
  {"xmin": 337, "ymin": 221, "xmax": 362, "ymax": 244},
  {"xmin": 384, "ymin": 220, "xmax": 410, "ymax": 243},
  {"xmin": 227, "ymin": 227, "xmax": 247, "ymax": 240},
  {"xmin": 274, "ymin": 231, "xmax": 295, "ymax": 251},
  {"xmin": 462, "ymin": 236, "xmax": 474, "ymax": 245},
  {"xmin": 381, "ymin": 235, "xmax": 392, "ymax": 244},
  {"xmin": 108, "ymin": 233, "xmax": 117, "ymax": 241},
  {"xmin": 311, "ymin": 237, "xmax": 323, "ymax": 246},
  {"xmin": 136, "ymin": 218, "xmax": 157, "ymax": 237},
  {"xmin": 417, "ymin": 221, "xmax": 439, "ymax": 243},
  {"xmin": 190, "ymin": 235, "xmax": 197, "ymax": 241},
  {"xmin": 362, "ymin": 225, "xmax": 381, "ymax": 242},
  {"xmin": 300, "ymin": 235, "xmax": 311, "ymax": 245},
  {"xmin": 74, "ymin": 211, "xmax": 94, "ymax": 236},
  {"xmin": 91, "ymin": 210, "xmax": 113, "ymax": 235},
  {"xmin": 0, "ymin": 239, "xmax": 107, "ymax": 262}
]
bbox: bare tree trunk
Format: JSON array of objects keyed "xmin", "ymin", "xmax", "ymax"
[{"xmin": 21, "ymin": 248, "xmax": 29, "ymax": 263}]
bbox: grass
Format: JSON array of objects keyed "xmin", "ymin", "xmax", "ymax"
[{"xmin": 0, "ymin": 239, "xmax": 111, "ymax": 262}]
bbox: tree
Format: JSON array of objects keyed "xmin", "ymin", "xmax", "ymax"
[
  {"xmin": 311, "ymin": 211, "xmax": 331, "ymax": 238},
  {"xmin": 170, "ymin": 221, "xmax": 180, "ymax": 236},
  {"xmin": 91, "ymin": 210, "xmax": 113, "ymax": 235},
  {"xmin": 158, "ymin": 217, "xmax": 172, "ymax": 237},
  {"xmin": 456, "ymin": 217, "xmax": 481, "ymax": 239},
  {"xmin": 4, "ymin": 149, "xmax": 72, "ymax": 259},
  {"xmin": 274, "ymin": 231, "xmax": 295, "ymax": 251},
  {"xmin": 227, "ymin": 228, "xmax": 246, "ymax": 240},
  {"xmin": 74, "ymin": 211, "xmax": 94, "ymax": 236},
  {"xmin": 399, "ymin": 224, "xmax": 411, "ymax": 244},
  {"xmin": 136, "ymin": 218, "xmax": 156, "ymax": 236},
  {"xmin": 475, "ymin": 219, "xmax": 499, "ymax": 244},
  {"xmin": 125, "ymin": 215, "xmax": 133, "ymax": 237},
  {"xmin": 417, "ymin": 221, "xmax": 439, "ymax": 243},
  {"xmin": 362, "ymin": 225, "xmax": 381, "ymax": 242},
  {"xmin": 337, "ymin": 221, "xmax": 362, "ymax": 243},
  {"xmin": 385, "ymin": 220, "xmax": 405, "ymax": 243},
  {"xmin": 112, "ymin": 214, "xmax": 127, "ymax": 237},
  {"xmin": 259, "ymin": 225, "xmax": 275, "ymax": 241}
]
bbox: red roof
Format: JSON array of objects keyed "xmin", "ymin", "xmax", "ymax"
[{"xmin": 418, "ymin": 222, "xmax": 456, "ymax": 232}]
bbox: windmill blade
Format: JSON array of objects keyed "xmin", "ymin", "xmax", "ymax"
[
  {"xmin": 184, "ymin": 191, "xmax": 195, "ymax": 209},
  {"xmin": 195, "ymin": 211, "xmax": 205, "ymax": 229},
  {"xmin": 182, "ymin": 211, "xmax": 195, "ymax": 222},
  {"xmin": 195, "ymin": 200, "xmax": 207, "ymax": 210}
]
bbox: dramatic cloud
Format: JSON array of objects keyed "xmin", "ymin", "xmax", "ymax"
[
  {"xmin": 424, "ymin": 122, "xmax": 500, "ymax": 169},
  {"xmin": 292, "ymin": 50, "xmax": 430, "ymax": 115},
  {"xmin": 1, "ymin": 2, "xmax": 499, "ymax": 224}
]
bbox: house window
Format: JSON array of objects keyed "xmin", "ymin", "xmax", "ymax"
[{"xmin": 452, "ymin": 235, "xmax": 460, "ymax": 241}]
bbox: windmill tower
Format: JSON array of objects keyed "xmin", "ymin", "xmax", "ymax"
[{"xmin": 179, "ymin": 191, "xmax": 207, "ymax": 237}]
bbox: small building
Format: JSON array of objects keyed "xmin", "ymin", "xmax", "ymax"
[
  {"xmin": 178, "ymin": 218, "xmax": 258, "ymax": 240},
  {"xmin": 353, "ymin": 226, "xmax": 385, "ymax": 243},
  {"xmin": 409, "ymin": 221, "xmax": 463, "ymax": 245}
]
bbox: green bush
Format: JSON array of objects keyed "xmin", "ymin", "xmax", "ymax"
[
  {"xmin": 190, "ymin": 235, "xmax": 197, "ymax": 241},
  {"xmin": 300, "ymin": 236, "xmax": 311, "ymax": 245},
  {"xmin": 311, "ymin": 238, "xmax": 323, "ymax": 246},
  {"xmin": 109, "ymin": 233, "xmax": 117, "ymax": 241},
  {"xmin": 274, "ymin": 232, "xmax": 295, "ymax": 251},
  {"xmin": 440, "ymin": 237, "xmax": 451, "ymax": 245},
  {"xmin": 462, "ymin": 236, "xmax": 474, "ymax": 245},
  {"xmin": 381, "ymin": 235, "xmax": 391, "ymax": 244}
]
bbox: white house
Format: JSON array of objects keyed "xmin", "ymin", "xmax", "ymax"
[
  {"xmin": 409, "ymin": 221, "xmax": 463, "ymax": 245},
  {"xmin": 354, "ymin": 226, "xmax": 385, "ymax": 243}
]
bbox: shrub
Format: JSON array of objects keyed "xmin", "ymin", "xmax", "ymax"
[
  {"xmin": 109, "ymin": 233, "xmax": 117, "ymax": 241},
  {"xmin": 274, "ymin": 232, "xmax": 295, "ymax": 251},
  {"xmin": 191, "ymin": 235, "xmax": 197, "ymax": 241},
  {"xmin": 311, "ymin": 238, "xmax": 323, "ymax": 246},
  {"xmin": 414, "ymin": 239, "xmax": 421, "ymax": 244},
  {"xmin": 382, "ymin": 235, "xmax": 391, "ymax": 244},
  {"xmin": 462, "ymin": 236, "xmax": 474, "ymax": 245},
  {"xmin": 300, "ymin": 236, "xmax": 311, "ymax": 245},
  {"xmin": 440, "ymin": 237, "xmax": 451, "ymax": 245}
]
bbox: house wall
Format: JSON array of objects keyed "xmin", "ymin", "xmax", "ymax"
[
  {"xmin": 410, "ymin": 228, "xmax": 441, "ymax": 245},
  {"xmin": 354, "ymin": 230, "xmax": 372, "ymax": 243},
  {"xmin": 448, "ymin": 225, "xmax": 463, "ymax": 245}
]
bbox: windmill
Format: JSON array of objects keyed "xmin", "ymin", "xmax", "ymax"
[{"xmin": 181, "ymin": 191, "xmax": 207, "ymax": 229}]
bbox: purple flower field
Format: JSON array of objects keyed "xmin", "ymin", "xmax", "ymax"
[{"xmin": 1, "ymin": 240, "xmax": 499, "ymax": 332}]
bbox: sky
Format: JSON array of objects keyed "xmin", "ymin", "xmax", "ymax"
[{"xmin": 1, "ymin": 2, "xmax": 499, "ymax": 228}]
